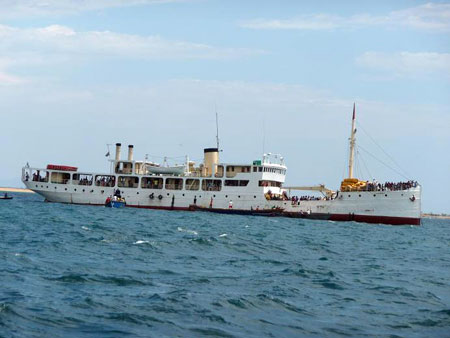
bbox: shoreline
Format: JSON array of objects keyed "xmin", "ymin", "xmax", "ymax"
[
  {"xmin": 0, "ymin": 187, "xmax": 34, "ymax": 193},
  {"xmin": 422, "ymin": 213, "xmax": 450, "ymax": 220}
]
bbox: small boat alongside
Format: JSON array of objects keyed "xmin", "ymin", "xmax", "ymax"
[
  {"xmin": 105, "ymin": 190, "xmax": 126, "ymax": 208},
  {"xmin": 0, "ymin": 193, "xmax": 13, "ymax": 200},
  {"xmin": 189, "ymin": 205, "xmax": 284, "ymax": 217}
]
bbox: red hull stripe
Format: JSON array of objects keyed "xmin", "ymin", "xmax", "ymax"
[
  {"xmin": 329, "ymin": 213, "xmax": 420, "ymax": 226},
  {"xmin": 46, "ymin": 201, "xmax": 420, "ymax": 226}
]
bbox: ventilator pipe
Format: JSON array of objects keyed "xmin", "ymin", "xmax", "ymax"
[
  {"xmin": 115, "ymin": 143, "xmax": 121, "ymax": 161},
  {"xmin": 128, "ymin": 145, "xmax": 134, "ymax": 162}
]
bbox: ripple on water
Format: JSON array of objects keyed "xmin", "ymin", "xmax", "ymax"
[{"xmin": 1, "ymin": 194, "xmax": 449, "ymax": 337}]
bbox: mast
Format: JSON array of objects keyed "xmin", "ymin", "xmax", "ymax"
[
  {"xmin": 215, "ymin": 108, "xmax": 220, "ymax": 150},
  {"xmin": 348, "ymin": 103, "xmax": 356, "ymax": 178}
]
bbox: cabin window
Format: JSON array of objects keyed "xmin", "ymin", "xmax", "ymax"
[
  {"xmin": 225, "ymin": 180, "xmax": 249, "ymax": 187},
  {"xmin": 226, "ymin": 165, "xmax": 251, "ymax": 178},
  {"xmin": 31, "ymin": 170, "xmax": 49, "ymax": 183},
  {"xmin": 185, "ymin": 179, "xmax": 200, "ymax": 190},
  {"xmin": 253, "ymin": 167, "xmax": 257, "ymax": 172},
  {"xmin": 51, "ymin": 172, "xmax": 70, "ymax": 184},
  {"xmin": 258, "ymin": 167, "xmax": 262, "ymax": 172},
  {"xmin": 258, "ymin": 180, "xmax": 281, "ymax": 188},
  {"xmin": 115, "ymin": 161, "xmax": 133, "ymax": 174},
  {"xmin": 215, "ymin": 165, "xmax": 224, "ymax": 178},
  {"xmin": 165, "ymin": 178, "xmax": 183, "ymax": 190},
  {"xmin": 118, "ymin": 176, "xmax": 139, "ymax": 188},
  {"xmin": 202, "ymin": 179, "xmax": 222, "ymax": 191},
  {"xmin": 225, "ymin": 180, "xmax": 238, "ymax": 186},
  {"xmin": 141, "ymin": 177, "xmax": 163, "ymax": 189},
  {"xmin": 73, "ymin": 173, "xmax": 92, "ymax": 186},
  {"xmin": 95, "ymin": 175, "xmax": 116, "ymax": 187}
]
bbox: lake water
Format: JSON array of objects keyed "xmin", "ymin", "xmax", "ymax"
[{"xmin": 1, "ymin": 193, "xmax": 449, "ymax": 337}]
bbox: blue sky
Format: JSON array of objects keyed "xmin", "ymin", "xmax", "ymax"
[{"xmin": 0, "ymin": 0, "xmax": 449, "ymax": 213}]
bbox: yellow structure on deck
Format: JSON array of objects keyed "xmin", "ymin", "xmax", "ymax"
[{"xmin": 340, "ymin": 178, "xmax": 367, "ymax": 192}]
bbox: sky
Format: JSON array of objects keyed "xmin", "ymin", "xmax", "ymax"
[{"xmin": 0, "ymin": 0, "xmax": 449, "ymax": 213}]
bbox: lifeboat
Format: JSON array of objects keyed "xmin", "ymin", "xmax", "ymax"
[{"xmin": 46, "ymin": 164, "xmax": 78, "ymax": 171}]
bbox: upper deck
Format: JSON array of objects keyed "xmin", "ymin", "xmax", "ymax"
[{"xmin": 21, "ymin": 145, "xmax": 287, "ymax": 194}]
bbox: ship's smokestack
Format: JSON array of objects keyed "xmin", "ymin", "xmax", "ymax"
[
  {"xmin": 203, "ymin": 148, "xmax": 219, "ymax": 176},
  {"xmin": 128, "ymin": 145, "xmax": 134, "ymax": 162},
  {"xmin": 115, "ymin": 143, "xmax": 121, "ymax": 161}
]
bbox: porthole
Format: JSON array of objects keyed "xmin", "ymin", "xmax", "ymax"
[
  {"xmin": 136, "ymin": 192, "xmax": 139, "ymax": 195},
  {"xmin": 54, "ymin": 187, "xmax": 57, "ymax": 190},
  {"xmin": 385, "ymin": 194, "xmax": 388, "ymax": 197},
  {"xmin": 213, "ymin": 195, "xmax": 216, "ymax": 198},
  {"xmin": 254, "ymin": 195, "xmax": 256, "ymax": 198},
  {"xmin": 90, "ymin": 190, "xmax": 93, "ymax": 193},
  {"xmin": 74, "ymin": 188, "xmax": 77, "ymax": 191},
  {"xmin": 167, "ymin": 193, "xmax": 170, "ymax": 196},
  {"xmin": 83, "ymin": 189, "xmax": 85, "ymax": 192},
  {"xmin": 401, "ymin": 194, "xmax": 403, "ymax": 196},
  {"xmin": 225, "ymin": 195, "xmax": 228, "ymax": 198},
  {"xmin": 373, "ymin": 194, "xmax": 376, "ymax": 197},
  {"xmin": 359, "ymin": 194, "xmax": 361, "ymax": 197},
  {"xmin": 65, "ymin": 188, "xmax": 67, "ymax": 191},
  {"xmin": 348, "ymin": 195, "xmax": 351, "ymax": 197},
  {"xmin": 238, "ymin": 195, "xmax": 241, "ymax": 198},
  {"xmin": 101, "ymin": 190, "xmax": 104, "ymax": 194},
  {"xmin": 182, "ymin": 194, "xmax": 185, "ymax": 196},
  {"xmin": 46, "ymin": 186, "xmax": 48, "ymax": 188}
]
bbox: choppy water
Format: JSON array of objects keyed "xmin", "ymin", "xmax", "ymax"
[{"xmin": 1, "ymin": 193, "xmax": 449, "ymax": 337}]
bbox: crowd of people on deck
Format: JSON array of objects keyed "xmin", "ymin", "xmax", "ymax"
[
  {"xmin": 96, "ymin": 176, "xmax": 115, "ymax": 187},
  {"xmin": 265, "ymin": 190, "xmax": 288, "ymax": 201},
  {"xmin": 78, "ymin": 177, "xmax": 93, "ymax": 186},
  {"xmin": 365, "ymin": 180, "xmax": 418, "ymax": 192},
  {"xmin": 31, "ymin": 173, "xmax": 47, "ymax": 182}
]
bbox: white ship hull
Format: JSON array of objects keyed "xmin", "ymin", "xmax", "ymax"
[{"xmin": 23, "ymin": 178, "xmax": 421, "ymax": 225}]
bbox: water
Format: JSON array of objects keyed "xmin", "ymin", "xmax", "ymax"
[{"xmin": 1, "ymin": 193, "xmax": 449, "ymax": 337}]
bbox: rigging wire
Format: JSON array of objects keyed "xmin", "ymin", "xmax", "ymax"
[
  {"xmin": 358, "ymin": 149, "xmax": 373, "ymax": 181},
  {"xmin": 356, "ymin": 121, "xmax": 411, "ymax": 178},
  {"xmin": 355, "ymin": 150, "xmax": 366, "ymax": 179},
  {"xmin": 355, "ymin": 150, "xmax": 362, "ymax": 178},
  {"xmin": 356, "ymin": 144, "xmax": 410, "ymax": 180}
]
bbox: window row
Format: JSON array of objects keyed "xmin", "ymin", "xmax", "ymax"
[
  {"xmin": 27, "ymin": 170, "xmax": 256, "ymax": 191},
  {"xmin": 252, "ymin": 166, "xmax": 286, "ymax": 174}
]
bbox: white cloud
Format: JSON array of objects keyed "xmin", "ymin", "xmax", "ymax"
[
  {"xmin": 0, "ymin": 23, "xmax": 263, "ymax": 85},
  {"xmin": 0, "ymin": 24, "xmax": 260, "ymax": 60},
  {"xmin": 0, "ymin": 58, "xmax": 28, "ymax": 85},
  {"xmin": 356, "ymin": 52, "xmax": 450, "ymax": 77},
  {"xmin": 0, "ymin": 0, "xmax": 181, "ymax": 18},
  {"xmin": 241, "ymin": 3, "xmax": 450, "ymax": 32}
]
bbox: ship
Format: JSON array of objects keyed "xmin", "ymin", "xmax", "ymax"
[{"xmin": 21, "ymin": 105, "xmax": 421, "ymax": 225}]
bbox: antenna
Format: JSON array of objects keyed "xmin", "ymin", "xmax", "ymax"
[
  {"xmin": 262, "ymin": 113, "xmax": 266, "ymax": 155},
  {"xmin": 215, "ymin": 105, "xmax": 220, "ymax": 150}
]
